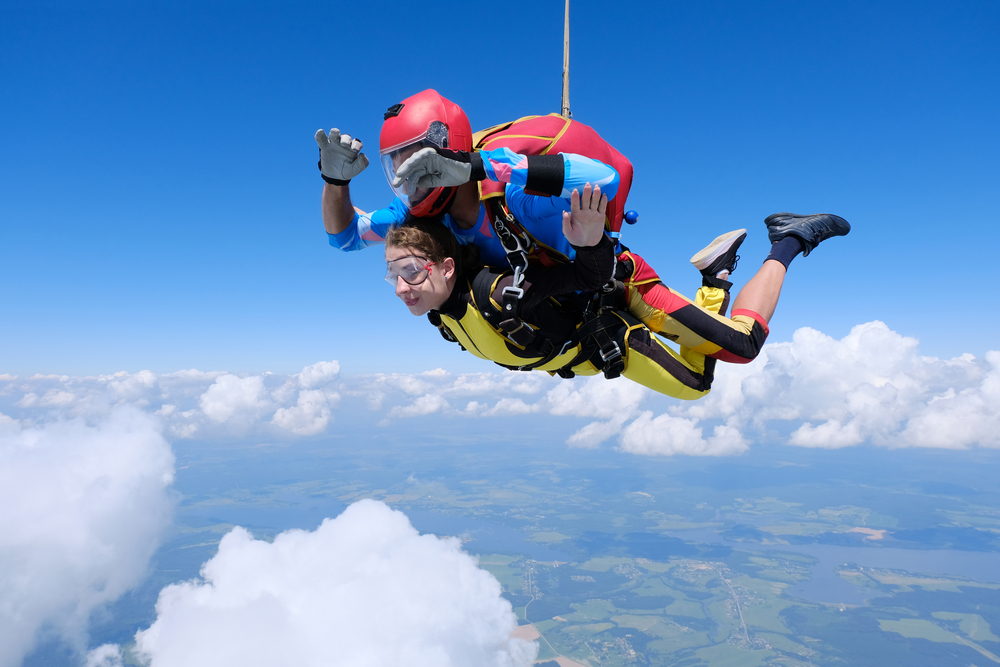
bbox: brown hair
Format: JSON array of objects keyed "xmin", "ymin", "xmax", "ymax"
[{"xmin": 385, "ymin": 216, "xmax": 480, "ymax": 276}]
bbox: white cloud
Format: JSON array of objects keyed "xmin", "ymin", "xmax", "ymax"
[
  {"xmin": 85, "ymin": 644, "xmax": 124, "ymax": 667},
  {"xmin": 618, "ymin": 412, "xmax": 748, "ymax": 457},
  {"xmin": 566, "ymin": 415, "xmax": 630, "ymax": 449},
  {"xmin": 296, "ymin": 360, "xmax": 341, "ymax": 389},
  {"xmin": 482, "ymin": 397, "xmax": 541, "ymax": 417},
  {"xmin": 546, "ymin": 374, "xmax": 648, "ymax": 420},
  {"xmin": 134, "ymin": 500, "xmax": 537, "ymax": 667},
  {"xmin": 897, "ymin": 350, "xmax": 1000, "ymax": 449},
  {"xmin": 717, "ymin": 322, "xmax": 1000, "ymax": 450},
  {"xmin": 0, "ymin": 407, "xmax": 174, "ymax": 667},
  {"xmin": 270, "ymin": 389, "xmax": 339, "ymax": 436},
  {"xmin": 199, "ymin": 374, "xmax": 270, "ymax": 424},
  {"xmin": 447, "ymin": 372, "xmax": 554, "ymax": 397},
  {"xmin": 544, "ymin": 375, "xmax": 647, "ymax": 447},
  {"xmin": 387, "ymin": 393, "xmax": 449, "ymax": 419}
]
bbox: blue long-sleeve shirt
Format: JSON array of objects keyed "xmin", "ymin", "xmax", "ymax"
[{"xmin": 329, "ymin": 148, "xmax": 619, "ymax": 267}]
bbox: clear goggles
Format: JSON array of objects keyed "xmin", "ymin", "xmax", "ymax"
[
  {"xmin": 380, "ymin": 121, "xmax": 449, "ymax": 209},
  {"xmin": 385, "ymin": 255, "xmax": 435, "ymax": 286}
]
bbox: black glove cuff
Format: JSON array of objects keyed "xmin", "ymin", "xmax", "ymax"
[
  {"xmin": 318, "ymin": 160, "xmax": 350, "ymax": 186},
  {"xmin": 469, "ymin": 152, "xmax": 486, "ymax": 182}
]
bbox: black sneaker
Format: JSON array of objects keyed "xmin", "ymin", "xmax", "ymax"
[
  {"xmin": 690, "ymin": 229, "xmax": 747, "ymax": 278},
  {"xmin": 765, "ymin": 212, "xmax": 850, "ymax": 256}
]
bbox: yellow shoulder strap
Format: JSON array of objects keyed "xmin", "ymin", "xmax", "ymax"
[{"xmin": 472, "ymin": 114, "xmax": 544, "ymax": 150}]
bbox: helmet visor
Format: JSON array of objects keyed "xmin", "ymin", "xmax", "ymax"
[{"xmin": 380, "ymin": 121, "xmax": 449, "ymax": 209}]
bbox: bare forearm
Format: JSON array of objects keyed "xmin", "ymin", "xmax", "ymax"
[{"xmin": 321, "ymin": 183, "xmax": 356, "ymax": 235}]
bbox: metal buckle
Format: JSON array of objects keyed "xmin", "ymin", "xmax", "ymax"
[
  {"xmin": 600, "ymin": 342, "xmax": 622, "ymax": 363},
  {"xmin": 502, "ymin": 285, "xmax": 524, "ymax": 300},
  {"xmin": 512, "ymin": 262, "xmax": 526, "ymax": 286},
  {"xmin": 503, "ymin": 264, "xmax": 526, "ymax": 302}
]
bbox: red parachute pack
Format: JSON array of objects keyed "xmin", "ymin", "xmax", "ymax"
[{"xmin": 473, "ymin": 114, "xmax": 634, "ymax": 235}]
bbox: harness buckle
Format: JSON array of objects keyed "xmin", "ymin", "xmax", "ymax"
[
  {"xmin": 600, "ymin": 341, "xmax": 622, "ymax": 364},
  {"xmin": 501, "ymin": 264, "xmax": 526, "ymax": 306},
  {"xmin": 501, "ymin": 285, "xmax": 524, "ymax": 300}
]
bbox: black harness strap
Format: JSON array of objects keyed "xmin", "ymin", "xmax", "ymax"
[
  {"xmin": 575, "ymin": 282, "xmax": 629, "ymax": 379},
  {"xmin": 486, "ymin": 197, "xmax": 534, "ymax": 339}
]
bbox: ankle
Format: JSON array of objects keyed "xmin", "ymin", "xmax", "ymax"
[{"xmin": 765, "ymin": 236, "xmax": 804, "ymax": 270}]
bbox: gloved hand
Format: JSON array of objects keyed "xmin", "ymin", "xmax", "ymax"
[
  {"xmin": 315, "ymin": 128, "xmax": 369, "ymax": 185},
  {"xmin": 391, "ymin": 147, "xmax": 484, "ymax": 189}
]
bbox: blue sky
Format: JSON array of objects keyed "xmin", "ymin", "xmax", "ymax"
[
  {"xmin": 2, "ymin": 0, "xmax": 998, "ymax": 377},
  {"xmin": 2, "ymin": 4, "xmax": 1000, "ymax": 664}
]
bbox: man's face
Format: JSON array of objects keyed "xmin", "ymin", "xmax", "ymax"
[
  {"xmin": 390, "ymin": 145, "xmax": 432, "ymax": 204},
  {"xmin": 384, "ymin": 244, "xmax": 454, "ymax": 316}
]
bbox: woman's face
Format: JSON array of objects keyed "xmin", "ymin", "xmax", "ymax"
[{"xmin": 385, "ymin": 244, "xmax": 455, "ymax": 316}]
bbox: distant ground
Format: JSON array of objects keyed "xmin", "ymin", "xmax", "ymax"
[{"xmin": 23, "ymin": 427, "xmax": 1000, "ymax": 666}]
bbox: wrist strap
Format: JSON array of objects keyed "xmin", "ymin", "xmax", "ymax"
[
  {"xmin": 469, "ymin": 152, "xmax": 486, "ymax": 182},
  {"xmin": 318, "ymin": 159, "xmax": 350, "ymax": 186}
]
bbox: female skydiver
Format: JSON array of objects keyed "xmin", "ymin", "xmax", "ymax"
[{"xmin": 383, "ymin": 182, "xmax": 851, "ymax": 398}]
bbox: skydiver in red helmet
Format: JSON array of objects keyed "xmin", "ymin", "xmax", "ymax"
[{"xmin": 317, "ymin": 89, "xmax": 622, "ymax": 268}]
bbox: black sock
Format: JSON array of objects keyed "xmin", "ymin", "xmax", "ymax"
[{"xmin": 765, "ymin": 236, "xmax": 804, "ymax": 270}]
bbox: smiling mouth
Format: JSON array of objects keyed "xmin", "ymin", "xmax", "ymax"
[{"xmin": 402, "ymin": 296, "xmax": 420, "ymax": 307}]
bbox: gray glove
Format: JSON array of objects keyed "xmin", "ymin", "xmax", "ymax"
[
  {"xmin": 315, "ymin": 128, "xmax": 369, "ymax": 185},
  {"xmin": 391, "ymin": 147, "xmax": 484, "ymax": 189}
]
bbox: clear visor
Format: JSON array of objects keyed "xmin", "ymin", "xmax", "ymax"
[
  {"xmin": 380, "ymin": 121, "xmax": 449, "ymax": 209},
  {"xmin": 385, "ymin": 255, "xmax": 435, "ymax": 286}
]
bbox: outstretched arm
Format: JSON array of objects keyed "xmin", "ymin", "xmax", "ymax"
[
  {"xmin": 392, "ymin": 147, "xmax": 619, "ymax": 203},
  {"xmin": 321, "ymin": 183, "xmax": 356, "ymax": 235},
  {"xmin": 316, "ymin": 128, "xmax": 369, "ymax": 235}
]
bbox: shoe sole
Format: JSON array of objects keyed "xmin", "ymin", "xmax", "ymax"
[{"xmin": 690, "ymin": 229, "xmax": 747, "ymax": 270}]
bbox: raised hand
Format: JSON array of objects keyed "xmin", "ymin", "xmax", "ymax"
[
  {"xmin": 391, "ymin": 147, "xmax": 474, "ymax": 189},
  {"xmin": 315, "ymin": 128, "xmax": 369, "ymax": 183},
  {"xmin": 562, "ymin": 183, "xmax": 608, "ymax": 248}
]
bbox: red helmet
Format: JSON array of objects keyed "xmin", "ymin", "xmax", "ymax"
[{"xmin": 379, "ymin": 89, "xmax": 473, "ymax": 217}]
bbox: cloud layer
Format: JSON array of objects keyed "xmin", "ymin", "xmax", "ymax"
[
  {"xmin": 133, "ymin": 500, "xmax": 536, "ymax": 667},
  {"xmin": 3, "ymin": 321, "xmax": 996, "ymax": 456},
  {"xmin": 0, "ymin": 407, "xmax": 174, "ymax": 667}
]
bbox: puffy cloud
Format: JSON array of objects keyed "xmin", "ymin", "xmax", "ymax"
[
  {"xmin": 133, "ymin": 500, "xmax": 536, "ymax": 667},
  {"xmin": 545, "ymin": 375, "xmax": 647, "ymax": 447},
  {"xmin": 566, "ymin": 415, "xmax": 631, "ymax": 449},
  {"xmin": 0, "ymin": 407, "xmax": 174, "ymax": 667},
  {"xmin": 86, "ymin": 644, "xmax": 124, "ymax": 667},
  {"xmin": 546, "ymin": 374, "xmax": 648, "ymax": 420},
  {"xmin": 619, "ymin": 413, "xmax": 749, "ymax": 457},
  {"xmin": 199, "ymin": 374, "xmax": 270, "ymax": 425},
  {"xmin": 718, "ymin": 322, "xmax": 1000, "ymax": 450},
  {"xmin": 270, "ymin": 389, "xmax": 339, "ymax": 436},
  {"xmin": 296, "ymin": 360, "xmax": 340, "ymax": 389},
  {"xmin": 897, "ymin": 353, "xmax": 1000, "ymax": 448},
  {"xmin": 386, "ymin": 393, "xmax": 450, "ymax": 420}
]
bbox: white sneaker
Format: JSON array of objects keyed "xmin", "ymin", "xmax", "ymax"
[{"xmin": 690, "ymin": 229, "xmax": 747, "ymax": 278}]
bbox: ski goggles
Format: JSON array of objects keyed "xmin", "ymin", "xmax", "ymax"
[{"xmin": 385, "ymin": 255, "xmax": 435, "ymax": 286}]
